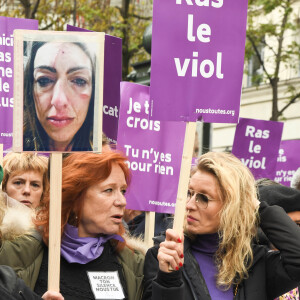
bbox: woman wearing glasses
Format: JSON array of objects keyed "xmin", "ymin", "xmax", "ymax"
[{"xmin": 142, "ymin": 152, "xmax": 300, "ymax": 300}]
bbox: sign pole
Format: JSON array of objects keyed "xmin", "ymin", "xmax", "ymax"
[
  {"xmin": 0, "ymin": 144, "xmax": 3, "ymax": 166},
  {"xmin": 0, "ymin": 144, "xmax": 3, "ymax": 189},
  {"xmin": 173, "ymin": 122, "xmax": 196, "ymax": 233},
  {"xmin": 168, "ymin": 122, "xmax": 196, "ymax": 270},
  {"xmin": 48, "ymin": 153, "xmax": 62, "ymax": 292},
  {"xmin": 144, "ymin": 211, "xmax": 155, "ymax": 248}
]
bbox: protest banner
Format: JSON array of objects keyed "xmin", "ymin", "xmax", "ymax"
[
  {"xmin": 232, "ymin": 117, "xmax": 284, "ymax": 180},
  {"xmin": 67, "ymin": 25, "xmax": 122, "ymax": 144},
  {"xmin": 275, "ymin": 140, "xmax": 300, "ymax": 186},
  {"xmin": 150, "ymin": 1, "xmax": 247, "ymax": 238},
  {"xmin": 118, "ymin": 82, "xmax": 189, "ymax": 246},
  {"xmin": 0, "ymin": 17, "xmax": 38, "ymax": 154},
  {"xmin": 149, "ymin": 0, "xmax": 248, "ymax": 123},
  {"xmin": 13, "ymin": 30, "xmax": 104, "ymax": 152},
  {"xmin": 118, "ymin": 82, "xmax": 186, "ymax": 214}
]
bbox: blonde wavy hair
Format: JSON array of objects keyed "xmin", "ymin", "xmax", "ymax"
[
  {"xmin": 192, "ymin": 152, "xmax": 258, "ymax": 289},
  {"xmin": 2, "ymin": 153, "xmax": 49, "ymax": 204}
]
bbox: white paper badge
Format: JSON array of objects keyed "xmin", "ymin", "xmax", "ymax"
[{"xmin": 87, "ymin": 271, "xmax": 125, "ymax": 299}]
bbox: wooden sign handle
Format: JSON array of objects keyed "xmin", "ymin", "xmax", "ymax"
[
  {"xmin": 144, "ymin": 211, "xmax": 155, "ymax": 248},
  {"xmin": 48, "ymin": 153, "xmax": 62, "ymax": 292},
  {"xmin": 0, "ymin": 144, "xmax": 3, "ymax": 189},
  {"xmin": 168, "ymin": 122, "xmax": 196, "ymax": 271},
  {"xmin": 173, "ymin": 121, "xmax": 196, "ymax": 233},
  {"xmin": 144, "ymin": 121, "xmax": 196, "ymax": 250}
]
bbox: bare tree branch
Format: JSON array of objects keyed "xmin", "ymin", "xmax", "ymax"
[
  {"xmin": 19, "ymin": 0, "xmax": 30, "ymax": 7},
  {"xmin": 278, "ymin": 92, "xmax": 300, "ymax": 116},
  {"xmin": 73, "ymin": 0, "xmax": 77, "ymax": 26},
  {"xmin": 129, "ymin": 13, "xmax": 152, "ymax": 21},
  {"xmin": 121, "ymin": 0, "xmax": 130, "ymax": 18},
  {"xmin": 40, "ymin": 19, "xmax": 58, "ymax": 30},
  {"xmin": 262, "ymin": 40, "xmax": 277, "ymax": 57},
  {"xmin": 247, "ymin": 33, "xmax": 272, "ymax": 82},
  {"xmin": 31, "ymin": 0, "xmax": 41, "ymax": 19},
  {"xmin": 128, "ymin": 43, "xmax": 143, "ymax": 57},
  {"xmin": 115, "ymin": 5, "xmax": 122, "ymax": 15},
  {"xmin": 274, "ymin": 0, "xmax": 291, "ymax": 79}
]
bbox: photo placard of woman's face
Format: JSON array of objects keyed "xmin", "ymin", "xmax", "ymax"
[{"xmin": 23, "ymin": 39, "xmax": 97, "ymax": 152}]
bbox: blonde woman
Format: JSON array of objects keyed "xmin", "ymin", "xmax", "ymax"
[
  {"xmin": 0, "ymin": 153, "xmax": 48, "ymax": 290},
  {"xmin": 2, "ymin": 152, "xmax": 48, "ymax": 209},
  {"xmin": 0, "ymin": 165, "xmax": 62, "ymax": 299},
  {"xmin": 143, "ymin": 152, "xmax": 300, "ymax": 300}
]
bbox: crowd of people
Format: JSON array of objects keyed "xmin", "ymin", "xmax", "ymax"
[{"xmin": 0, "ymin": 149, "xmax": 300, "ymax": 300}]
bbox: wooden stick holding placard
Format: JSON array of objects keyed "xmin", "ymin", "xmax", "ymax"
[
  {"xmin": 0, "ymin": 144, "xmax": 3, "ymax": 166},
  {"xmin": 48, "ymin": 153, "xmax": 62, "ymax": 292},
  {"xmin": 0, "ymin": 144, "xmax": 3, "ymax": 189},
  {"xmin": 168, "ymin": 122, "xmax": 196, "ymax": 271},
  {"xmin": 173, "ymin": 122, "xmax": 196, "ymax": 233},
  {"xmin": 144, "ymin": 211, "xmax": 155, "ymax": 248}
]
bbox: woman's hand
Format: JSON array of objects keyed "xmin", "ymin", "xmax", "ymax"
[
  {"xmin": 42, "ymin": 291, "xmax": 64, "ymax": 300},
  {"xmin": 157, "ymin": 229, "xmax": 184, "ymax": 273}
]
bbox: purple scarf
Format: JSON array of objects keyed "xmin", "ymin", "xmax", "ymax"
[
  {"xmin": 191, "ymin": 233, "xmax": 233, "ymax": 300},
  {"xmin": 61, "ymin": 223, "xmax": 124, "ymax": 264}
]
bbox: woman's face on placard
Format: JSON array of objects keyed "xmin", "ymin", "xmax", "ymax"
[{"xmin": 33, "ymin": 42, "xmax": 92, "ymax": 151}]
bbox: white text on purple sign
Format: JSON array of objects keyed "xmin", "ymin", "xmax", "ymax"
[
  {"xmin": 240, "ymin": 125, "xmax": 270, "ymax": 170},
  {"xmin": 174, "ymin": 1, "xmax": 224, "ymax": 79},
  {"xmin": 127, "ymin": 97, "xmax": 160, "ymax": 131},
  {"xmin": 125, "ymin": 145, "xmax": 173, "ymax": 175},
  {"xmin": 0, "ymin": 33, "xmax": 13, "ymax": 109}
]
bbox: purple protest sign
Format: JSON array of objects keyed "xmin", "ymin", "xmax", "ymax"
[
  {"xmin": 117, "ymin": 82, "xmax": 186, "ymax": 213},
  {"xmin": 0, "ymin": 17, "xmax": 38, "ymax": 153},
  {"xmin": 67, "ymin": 25, "xmax": 121, "ymax": 143},
  {"xmin": 274, "ymin": 140, "xmax": 300, "ymax": 186},
  {"xmin": 149, "ymin": 0, "xmax": 248, "ymax": 123},
  {"xmin": 232, "ymin": 118, "xmax": 283, "ymax": 180}
]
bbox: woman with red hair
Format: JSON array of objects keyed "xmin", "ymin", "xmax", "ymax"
[{"xmin": 30, "ymin": 152, "xmax": 145, "ymax": 300}]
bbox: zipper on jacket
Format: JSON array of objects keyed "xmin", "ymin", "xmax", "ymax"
[
  {"xmin": 234, "ymin": 284, "xmax": 239, "ymax": 299},
  {"xmin": 19, "ymin": 291, "xmax": 26, "ymax": 300}
]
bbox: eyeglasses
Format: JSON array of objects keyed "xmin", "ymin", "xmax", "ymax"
[{"xmin": 187, "ymin": 189, "xmax": 214, "ymax": 209}]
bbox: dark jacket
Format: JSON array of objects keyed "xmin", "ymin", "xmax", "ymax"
[
  {"xmin": 142, "ymin": 202, "xmax": 300, "ymax": 300},
  {"xmin": 0, "ymin": 234, "xmax": 144, "ymax": 300},
  {"xmin": 0, "ymin": 265, "xmax": 41, "ymax": 300},
  {"xmin": 127, "ymin": 212, "xmax": 173, "ymax": 238}
]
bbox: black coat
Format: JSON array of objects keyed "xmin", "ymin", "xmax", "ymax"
[
  {"xmin": 127, "ymin": 212, "xmax": 173, "ymax": 238},
  {"xmin": 142, "ymin": 202, "xmax": 300, "ymax": 300},
  {"xmin": 0, "ymin": 265, "xmax": 41, "ymax": 300}
]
